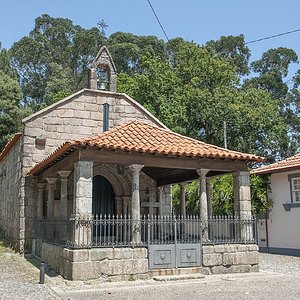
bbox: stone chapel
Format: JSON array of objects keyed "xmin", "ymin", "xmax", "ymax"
[{"xmin": 0, "ymin": 46, "xmax": 263, "ymax": 280}]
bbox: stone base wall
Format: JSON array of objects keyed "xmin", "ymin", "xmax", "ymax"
[
  {"xmin": 39, "ymin": 242, "xmax": 148, "ymax": 280},
  {"xmin": 202, "ymin": 244, "xmax": 259, "ymax": 275}
]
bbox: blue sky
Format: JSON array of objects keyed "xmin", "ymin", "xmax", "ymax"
[{"xmin": 1, "ymin": 0, "xmax": 300, "ymax": 75}]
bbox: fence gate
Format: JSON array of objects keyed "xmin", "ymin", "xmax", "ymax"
[{"xmin": 147, "ymin": 216, "xmax": 202, "ymax": 269}]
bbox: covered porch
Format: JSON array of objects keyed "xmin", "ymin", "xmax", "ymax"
[{"xmin": 28, "ymin": 120, "xmax": 263, "ymax": 280}]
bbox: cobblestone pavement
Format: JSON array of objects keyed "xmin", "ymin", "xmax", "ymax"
[
  {"xmin": 0, "ymin": 252, "xmax": 61, "ymax": 300},
  {"xmin": 1, "ymin": 247, "xmax": 300, "ymax": 300},
  {"xmin": 51, "ymin": 253, "xmax": 300, "ymax": 300},
  {"xmin": 259, "ymin": 252, "xmax": 300, "ymax": 275}
]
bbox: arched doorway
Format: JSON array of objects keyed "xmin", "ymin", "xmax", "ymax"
[{"xmin": 92, "ymin": 175, "xmax": 115, "ymax": 216}]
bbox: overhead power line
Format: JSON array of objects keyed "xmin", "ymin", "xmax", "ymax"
[
  {"xmin": 245, "ymin": 29, "xmax": 300, "ymax": 44},
  {"xmin": 146, "ymin": 0, "xmax": 170, "ymax": 41}
]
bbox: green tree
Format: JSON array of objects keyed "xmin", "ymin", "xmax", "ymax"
[
  {"xmin": 172, "ymin": 174, "xmax": 271, "ymax": 216},
  {"xmin": 0, "ymin": 71, "xmax": 23, "ymax": 150},
  {"xmin": 205, "ymin": 34, "xmax": 250, "ymax": 75},
  {"xmin": 0, "ymin": 43, "xmax": 17, "ymax": 79},
  {"xmin": 10, "ymin": 14, "xmax": 104, "ymax": 110},
  {"xmin": 107, "ymin": 32, "xmax": 166, "ymax": 74}
]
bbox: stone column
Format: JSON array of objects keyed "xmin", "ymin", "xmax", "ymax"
[
  {"xmin": 46, "ymin": 178, "xmax": 57, "ymax": 219},
  {"xmin": 74, "ymin": 161, "xmax": 93, "ymax": 217},
  {"xmin": 122, "ymin": 196, "xmax": 131, "ymax": 216},
  {"xmin": 129, "ymin": 164, "xmax": 144, "ymax": 244},
  {"xmin": 37, "ymin": 183, "xmax": 46, "ymax": 219},
  {"xmin": 206, "ymin": 178, "xmax": 212, "ymax": 218},
  {"xmin": 233, "ymin": 173, "xmax": 240, "ymax": 217},
  {"xmin": 73, "ymin": 160, "xmax": 93, "ymax": 246},
  {"xmin": 233, "ymin": 171, "xmax": 252, "ymax": 241},
  {"xmin": 58, "ymin": 171, "xmax": 71, "ymax": 242},
  {"xmin": 197, "ymin": 169, "xmax": 209, "ymax": 241},
  {"xmin": 179, "ymin": 182, "xmax": 187, "ymax": 217},
  {"xmin": 115, "ymin": 196, "xmax": 122, "ymax": 215},
  {"xmin": 157, "ymin": 187, "xmax": 164, "ymax": 215},
  {"xmin": 58, "ymin": 171, "xmax": 71, "ymax": 220}
]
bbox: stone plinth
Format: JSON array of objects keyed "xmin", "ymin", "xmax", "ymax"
[
  {"xmin": 202, "ymin": 243, "xmax": 259, "ymax": 275},
  {"xmin": 39, "ymin": 243, "xmax": 148, "ymax": 280}
]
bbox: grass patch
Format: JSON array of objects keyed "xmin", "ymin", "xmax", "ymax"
[{"xmin": 128, "ymin": 275, "xmax": 136, "ymax": 281}]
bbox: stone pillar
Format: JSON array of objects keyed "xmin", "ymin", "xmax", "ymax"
[
  {"xmin": 88, "ymin": 67, "xmax": 97, "ymax": 90},
  {"xmin": 37, "ymin": 183, "xmax": 46, "ymax": 219},
  {"xmin": 46, "ymin": 178, "xmax": 57, "ymax": 219},
  {"xmin": 206, "ymin": 178, "xmax": 212, "ymax": 218},
  {"xmin": 74, "ymin": 161, "xmax": 93, "ymax": 217},
  {"xmin": 197, "ymin": 169, "xmax": 209, "ymax": 241},
  {"xmin": 58, "ymin": 171, "xmax": 71, "ymax": 242},
  {"xmin": 115, "ymin": 196, "xmax": 122, "ymax": 215},
  {"xmin": 58, "ymin": 171, "xmax": 71, "ymax": 220},
  {"xmin": 233, "ymin": 171, "xmax": 252, "ymax": 240},
  {"xmin": 73, "ymin": 160, "xmax": 93, "ymax": 246},
  {"xmin": 122, "ymin": 196, "xmax": 131, "ymax": 216},
  {"xmin": 157, "ymin": 187, "xmax": 164, "ymax": 215},
  {"xmin": 179, "ymin": 182, "xmax": 187, "ymax": 217},
  {"xmin": 233, "ymin": 173, "xmax": 240, "ymax": 217},
  {"xmin": 129, "ymin": 164, "xmax": 144, "ymax": 244}
]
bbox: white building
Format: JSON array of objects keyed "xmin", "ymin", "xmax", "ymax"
[{"xmin": 253, "ymin": 154, "xmax": 300, "ymax": 256}]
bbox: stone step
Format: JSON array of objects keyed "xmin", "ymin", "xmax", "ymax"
[
  {"xmin": 149, "ymin": 267, "xmax": 204, "ymax": 278},
  {"xmin": 153, "ymin": 273, "xmax": 205, "ymax": 281}
]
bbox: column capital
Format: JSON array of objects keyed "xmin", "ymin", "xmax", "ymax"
[
  {"xmin": 38, "ymin": 183, "xmax": 46, "ymax": 190},
  {"xmin": 58, "ymin": 170, "xmax": 72, "ymax": 179},
  {"xmin": 179, "ymin": 182, "xmax": 188, "ymax": 188},
  {"xmin": 129, "ymin": 164, "xmax": 144, "ymax": 173},
  {"xmin": 46, "ymin": 177, "xmax": 57, "ymax": 185},
  {"xmin": 233, "ymin": 171, "xmax": 250, "ymax": 177},
  {"xmin": 196, "ymin": 169, "xmax": 210, "ymax": 177}
]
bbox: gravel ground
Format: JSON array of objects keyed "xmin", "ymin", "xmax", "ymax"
[
  {"xmin": 0, "ymin": 252, "xmax": 61, "ymax": 300},
  {"xmin": 1, "ymin": 245, "xmax": 300, "ymax": 300},
  {"xmin": 259, "ymin": 253, "xmax": 300, "ymax": 275}
]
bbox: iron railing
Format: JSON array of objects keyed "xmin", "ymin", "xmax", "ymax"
[{"xmin": 36, "ymin": 215, "xmax": 256, "ymax": 249}]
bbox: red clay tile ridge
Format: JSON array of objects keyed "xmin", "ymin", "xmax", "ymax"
[
  {"xmin": 0, "ymin": 133, "xmax": 22, "ymax": 163},
  {"xmin": 28, "ymin": 120, "xmax": 265, "ymax": 176},
  {"xmin": 252, "ymin": 153, "xmax": 300, "ymax": 175}
]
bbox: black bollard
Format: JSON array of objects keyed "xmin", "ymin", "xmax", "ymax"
[{"xmin": 39, "ymin": 262, "xmax": 45, "ymax": 284}]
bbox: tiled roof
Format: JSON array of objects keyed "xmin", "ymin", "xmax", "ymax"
[
  {"xmin": 0, "ymin": 133, "xmax": 22, "ymax": 163},
  {"xmin": 28, "ymin": 120, "xmax": 264, "ymax": 176},
  {"xmin": 252, "ymin": 153, "xmax": 300, "ymax": 175}
]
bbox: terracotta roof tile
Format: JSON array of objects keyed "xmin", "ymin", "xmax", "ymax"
[
  {"xmin": 252, "ymin": 153, "xmax": 300, "ymax": 175},
  {"xmin": 0, "ymin": 133, "xmax": 22, "ymax": 163},
  {"xmin": 28, "ymin": 120, "xmax": 264, "ymax": 176}
]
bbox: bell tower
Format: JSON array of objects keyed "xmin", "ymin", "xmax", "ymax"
[{"xmin": 88, "ymin": 46, "xmax": 117, "ymax": 92}]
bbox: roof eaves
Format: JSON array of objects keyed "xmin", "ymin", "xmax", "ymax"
[{"xmin": 0, "ymin": 133, "xmax": 22, "ymax": 164}]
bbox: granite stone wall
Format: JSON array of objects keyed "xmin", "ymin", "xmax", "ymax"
[
  {"xmin": 202, "ymin": 244, "xmax": 259, "ymax": 274},
  {"xmin": 40, "ymin": 243, "xmax": 148, "ymax": 280},
  {"xmin": 0, "ymin": 137, "xmax": 23, "ymax": 251},
  {"xmin": 21, "ymin": 89, "xmax": 164, "ymax": 252}
]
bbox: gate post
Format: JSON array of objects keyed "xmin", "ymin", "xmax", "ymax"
[{"xmin": 129, "ymin": 164, "xmax": 144, "ymax": 244}]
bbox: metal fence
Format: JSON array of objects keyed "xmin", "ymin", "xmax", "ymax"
[{"xmin": 36, "ymin": 215, "xmax": 256, "ymax": 249}]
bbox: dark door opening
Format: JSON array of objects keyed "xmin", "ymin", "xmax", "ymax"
[{"xmin": 92, "ymin": 175, "xmax": 115, "ymax": 217}]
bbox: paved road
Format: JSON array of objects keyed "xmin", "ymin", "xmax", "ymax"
[
  {"xmin": 1, "ymin": 249, "xmax": 300, "ymax": 300},
  {"xmin": 52, "ymin": 253, "xmax": 300, "ymax": 300},
  {"xmin": 0, "ymin": 253, "xmax": 61, "ymax": 300},
  {"xmin": 53, "ymin": 271, "xmax": 300, "ymax": 300}
]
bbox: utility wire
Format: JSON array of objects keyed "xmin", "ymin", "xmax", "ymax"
[
  {"xmin": 146, "ymin": 0, "xmax": 169, "ymax": 41},
  {"xmin": 246, "ymin": 29, "xmax": 300, "ymax": 44}
]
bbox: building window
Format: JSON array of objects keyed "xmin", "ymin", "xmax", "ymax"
[{"xmin": 291, "ymin": 177, "xmax": 300, "ymax": 202}]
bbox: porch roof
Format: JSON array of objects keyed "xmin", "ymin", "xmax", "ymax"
[
  {"xmin": 27, "ymin": 120, "xmax": 264, "ymax": 176},
  {"xmin": 252, "ymin": 153, "xmax": 300, "ymax": 175}
]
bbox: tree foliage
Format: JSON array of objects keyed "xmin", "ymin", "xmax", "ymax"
[
  {"xmin": 3, "ymin": 15, "xmax": 300, "ymax": 214},
  {"xmin": 10, "ymin": 14, "xmax": 105, "ymax": 110},
  {"xmin": 0, "ymin": 71, "xmax": 24, "ymax": 150}
]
